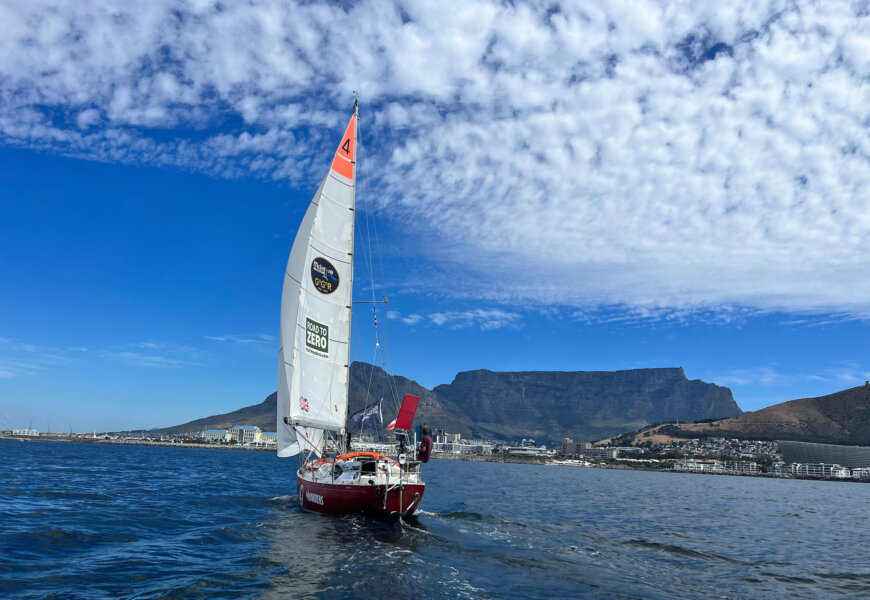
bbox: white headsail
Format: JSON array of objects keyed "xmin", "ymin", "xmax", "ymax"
[{"xmin": 278, "ymin": 105, "xmax": 357, "ymax": 458}]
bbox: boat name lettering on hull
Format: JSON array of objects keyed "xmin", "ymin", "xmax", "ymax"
[{"xmin": 305, "ymin": 490, "xmax": 324, "ymax": 505}]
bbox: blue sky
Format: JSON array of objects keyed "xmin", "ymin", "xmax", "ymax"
[{"xmin": 1, "ymin": 1, "xmax": 868, "ymax": 432}]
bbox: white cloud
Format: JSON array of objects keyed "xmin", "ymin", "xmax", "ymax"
[
  {"xmin": 0, "ymin": 337, "xmax": 38, "ymax": 352},
  {"xmin": 402, "ymin": 314, "xmax": 423, "ymax": 326},
  {"xmin": 389, "ymin": 308, "xmax": 518, "ymax": 329},
  {"xmin": 104, "ymin": 341, "xmax": 201, "ymax": 369},
  {"xmin": 204, "ymin": 333, "xmax": 274, "ymax": 344},
  {"xmin": 0, "ymin": 360, "xmax": 40, "ymax": 378},
  {"xmin": 715, "ymin": 361, "xmax": 870, "ymax": 389},
  {"xmin": 76, "ymin": 108, "xmax": 100, "ymax": 129},
  {"xmin": 1, "ymin": 1, "xmax": 869, "ymax": 318},
  {"xmin": 715, "ymin": 367, "xmax": 788, "ymax": 387},
  {"xmin": 108, "ymin": 352, "xmax": 193, "ymax": 369},
  {"xmin": 387, "ymin": 311, "xmax": 423, "ymax": 326},
  {"xmin": 816, "ymin": 360, "xmax": 870, "ymax": 385},
  {"xmin": 0, "ymin": 337, "xmax": 84, "ymax": 377},
  {"xmin": 429, "ymin": 308, "xmax": 522, "ymax": 330},
  {"xmin": 0, "ymin": 336, "xmax": 209, "ymax": 373}
]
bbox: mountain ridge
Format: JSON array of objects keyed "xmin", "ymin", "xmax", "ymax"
[{"xmin": 158, "ymin": 362, "xmax": 742, "ymax": 444}]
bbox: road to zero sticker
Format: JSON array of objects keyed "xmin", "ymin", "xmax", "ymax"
[
  {"xmin": 310, "ymin": 257, "xmax": 339, "ymax": 295},
  {"xmin": 305, "ymin": 318, "xmax": 329, "ymax": 358}
]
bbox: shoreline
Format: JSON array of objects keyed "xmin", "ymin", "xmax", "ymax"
[
  {"xmin": 4, "ymin": 435, "xmax": 866, "ymax": 483},
  {"xmin": 1, "ymin": 434, "xmax": 274, "ymax": 452}
]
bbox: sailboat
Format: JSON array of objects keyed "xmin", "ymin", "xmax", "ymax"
[{"xmin": 276, "ymin": 100, "xmax": 425, "ymax": 516}]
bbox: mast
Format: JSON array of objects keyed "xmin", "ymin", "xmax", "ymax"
[{"xmin": 345, "ymin": 98, "xmax": 359, "ymax": 432}]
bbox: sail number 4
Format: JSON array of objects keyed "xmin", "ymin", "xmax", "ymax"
[{"xmin": 305, "ymin": 318, "xmax": 329, "ymax": 357}]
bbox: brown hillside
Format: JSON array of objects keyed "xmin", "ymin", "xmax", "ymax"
[{"xmin": 607, "ymin": 384, "xmax": 870, "ymax": 446}]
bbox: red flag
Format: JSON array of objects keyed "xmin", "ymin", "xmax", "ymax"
[{"xmin": 387, "ymin": 394, "xmax": 419, "ymax": 431}]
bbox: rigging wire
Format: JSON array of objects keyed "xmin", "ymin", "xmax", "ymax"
[
  {"xmin": 356, "ymin": 112, "xmax": 403, "ymax": 417},
  {"xmin": 353, "ymin": 110, "xmax": 392, "ymax": 441}
]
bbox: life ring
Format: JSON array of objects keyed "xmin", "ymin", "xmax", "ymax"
[{"xmin": 334, "ymin": 451, "xmax": 397, "ymax": 464}]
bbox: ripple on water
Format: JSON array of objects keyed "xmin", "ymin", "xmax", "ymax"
[
  {"xmin": 623, "ymin": 538, "xmax": 753, "ymax": 566},
  {"xmin": 2, "ymin": 440, "xmax": 868, "ymax": 600}
]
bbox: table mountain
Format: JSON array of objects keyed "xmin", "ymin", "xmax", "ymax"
[
  {"xmin": 433, "ymin": 367, "xmax": 740, "ymax": 443},
  {"xmin": 159, "ymin": 362, "xmax": 740, "ymax": 444}
]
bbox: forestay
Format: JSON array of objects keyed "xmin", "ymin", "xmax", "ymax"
[{"xmin": 278, "ymin": 109, "xmax": 357, "ymax": 458}]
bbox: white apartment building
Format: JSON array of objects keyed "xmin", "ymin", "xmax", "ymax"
[
  {"xmin": 674, "ymin": 459, "xmax": 724, "ymax": 472},
  {"xmin": 785, "ymin": 463, "xmax": 851, "ymax": 478},
  {"xmin": 12, "ymin": 428, "xmax": 39, "ymax": 436},
  {"xmin": 201, "ymin": 429, "xmax": 230, "ymax": 442},
  {"xmin": 726, "ymin": 461, "xmax": 759, "ymax": 474},
  {"xmin": 230, "ymin": 425, "xmax": 261, "ymax": 444},
  {"xmin": 433, "ymin": 441, "xmax": 494, "ymax": 455}
]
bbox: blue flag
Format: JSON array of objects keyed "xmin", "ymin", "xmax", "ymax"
[{"xmin": 350, "ymin": 398, "xmax": 383, "ymax": 429}]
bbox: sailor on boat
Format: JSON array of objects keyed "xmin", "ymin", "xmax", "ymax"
[{"xmin": 417, "ymin": 426, "xmax": 433, "ymax": 463}]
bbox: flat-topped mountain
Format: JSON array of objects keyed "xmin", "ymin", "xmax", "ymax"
[
  {"xmin": 159, "ymin": 362, "xmax": 741, "ymax": 444},
  {"xmin": 434, "ymin": 367, "xmax": 740, "ymax": 443},
  {"xmin": 607, "ymin": 384, "xmax": 870, "ymax": 447}
]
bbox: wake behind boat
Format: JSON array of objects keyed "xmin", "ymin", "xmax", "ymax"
[{"xmin": 276, "ymin": 101, "xmax": 425, "ymax": 516}]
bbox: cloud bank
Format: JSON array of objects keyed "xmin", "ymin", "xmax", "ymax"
[
  {"xmin": 388, "ymin": 308, "xmax": 522, "ymax": 330},
  {"xmin": 2, "ymin": 0, "xmax": 868, "ymax": 317}
]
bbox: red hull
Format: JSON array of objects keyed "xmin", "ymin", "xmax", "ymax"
[{"xmin": 297, "ymin": 476, "xmax": 424, "ymax": 516}]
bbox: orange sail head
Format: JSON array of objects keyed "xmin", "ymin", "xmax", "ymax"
[{"xmin": 330, "ymin": 114, "xmax": 356, "ymax": 180}]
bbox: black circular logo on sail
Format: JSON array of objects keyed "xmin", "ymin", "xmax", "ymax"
[{"xmin": 310, "ymin": 257, "xmax": 340, "ymax": 295}]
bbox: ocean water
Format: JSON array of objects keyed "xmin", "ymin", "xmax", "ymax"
[{"xmin": 1, "ymin": 440, "xmax": 868, "ymax": 599}]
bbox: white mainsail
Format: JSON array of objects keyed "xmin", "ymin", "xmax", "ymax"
[{"xmin": 278, "ymin": 105, "xmax": 357, "ymax": 458}]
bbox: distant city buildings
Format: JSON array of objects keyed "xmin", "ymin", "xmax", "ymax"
[
  {"xmin": 774, "ymin": 462, "xmax": 851, "ymax": 478},
  {"xmin": 662, "ymin": 437, "xmax": 779, "ymax": 460},
  {"xmin": 504, "ymin": 438, "xmax": 549, "ymax": 456},
  {"xmin": 198, "ymin": 425, "xmax": 277, "ymax": 446},
  {"xmin": 430, "ymin": 430, "xmax": 494, "ymax": 455},
  {"xmin": 727, "ymin": 461, "xmax": 759, "ymax": 474},
  {"xmin": 434, "ymin": 440, "xmax": 494, "ymax": 455},
  {"xmin": 674, "ymin": 459, "xmax": 724, "ymax": 473},
  {"xmin": 666, "ymin": 438, "xmax": 870, "ymax": 480},
  {"xmin": 674, "ymin": 459, "xmax": 759, "ymax": 474},
  {"xmin": 555, "ymin": 434, "xmax": 870, "ymax": 480},
  {"xmin": 11, "ymin": 428, "xmax": 39, "ymax": 436},
  {"xmin": 202, "ymin": 429, "xmax": 230, "ymax": 442},
  {"xmin": 230, "ymin": 425, "xmax": 260, "ymax": 444},
  {"xmin": 561, "ymin": 438, "xmax": 618, "ymax": 460}
]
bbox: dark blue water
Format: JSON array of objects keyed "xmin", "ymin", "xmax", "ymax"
[{"xmin": 1, "ymin": 440, "xmax": 868, "ymax": 599}]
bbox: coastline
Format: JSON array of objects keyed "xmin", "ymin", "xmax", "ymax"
[
  {"xmin": 0, "ymin": 434, "xmax": 274, "ymax": 452},
  {"xmin": 4, "ymin": 435, "xmax": 866, "ymax": 483}
]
